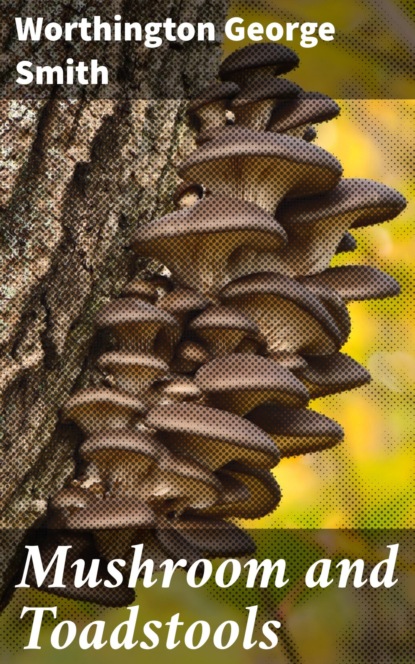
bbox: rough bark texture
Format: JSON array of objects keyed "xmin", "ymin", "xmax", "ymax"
[{"xmin": 0, "ymin": 0, "xmax": 227, "ymax": 604}]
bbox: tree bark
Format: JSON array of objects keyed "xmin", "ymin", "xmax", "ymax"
[{"xmin": 0, "ymin": 0, "xmax": 227, "ymax": 605}]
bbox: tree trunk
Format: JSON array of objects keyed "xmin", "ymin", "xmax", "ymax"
[{"xmin": 0, "ymin": 0, "xmax": 227, "ymax": 605}]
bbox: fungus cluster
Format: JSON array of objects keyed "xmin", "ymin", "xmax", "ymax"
[{"xmin": 38, "ymin": 43, "xmax": 405, "ymax": 606}]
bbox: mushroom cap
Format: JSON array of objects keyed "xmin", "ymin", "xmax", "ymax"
[
  {"xmin": 178, "ymin": 127, "xmax": 342, "ymax": 202},
  {"xmin": 232, "ymin": 77, "xmax": 301, "ymax": 107},
  {"xmin": 206, "ymin": 462, "xmax": 281, "ymax": 519},
  {"xmin": 195, "ymin": 354, "xmax": 309, "ymax": 413},
  {"xmin": 157, "ymin": 515, "xmax": 256, "ymax": 561},
  {"xmin": 278, "ymin": 179, "xmax": 407, "ymax": 231},
  {"xmin": 133, "ymin": 196, "xmax": 286, "ymax": 258},
  {"xmin": 159, "ymin": 377, "xmax": 203, "ymax": 402},
  {"xmin": 299, "ymin": 280, "xmax": 351, "ymax": 345},
  {"xmin": 145, "ymin": 402, "xmax": 279, "ymax": 469},
  {"xmin": 80, "ymin": 428, "xmax": 166, "ymax": 462},
  {"xmin": 268, "ymin": 92, "xmax": 340, "ymax": 132},
  {"xmin": 300, "ymin": 266, "xmax": 400, "ymax": 302},
  {"xmin": 190, "ymin": 305, "xmax": 259, "ymax": 336},
  {"xmin": 220, "ymin": 273, "xmax": 343, "ymax": 355},
  {"xmin": 98, "ymin": 351, "xmax": 169, "ymax": 375},
  {"xmin": 299, "ymin": 353, "xmax": 371, "ymax": 398},
  {"xmin": 133, "ymin": 196, "xmax": 287, "ymax": 294},
  {"xmin": 96, "ymin": 297, "xmax": 177, "ymax": 330},
  {"xmin": 121, "ymin": 278, "xmax": 158, "ymax": 302},
  {"xmin": 158, "ymin": 287, "xmax": 211, "ymax": 317},
  {"xmin": 62, "ymin": 387, "xmax": 146, "ymax": 432},
  {"xmin": 188, "ymin": 81, "xmax": 240, "ymax": 114},
  {"xmin": 248, "ymin": 404, "xmax": 344, "ymax": 457},
  {"xmin": 220, "ymin": 43, "xmax": 300, "ymax": 80}
]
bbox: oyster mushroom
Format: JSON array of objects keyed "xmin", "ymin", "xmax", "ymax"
[
  {"xmin": 96, "ymin": 298, "xmax": 180, "ymax": 360},
  {"xmin": 187, "ymin": 80, "xmax": 240, "ymax": 132},
  {"xmin": 97, "ymin": 351, "xmax": 169, "ymax": 398},
  {"xmin": 195, "ymin": 354, "xmax": 309, "ymax": 415},
  {"xmin": 179, "ymin": 126, "xmax": 342, "ymax": 215},
  {"xmin": 121, "ymin": 278, "xmax": 158, "ymax": 303},
  {"xmin": 189, "ymin": 305, "xmax": 262, "ymax": 356},
  {"xmin": 248, "ymin": 403, "xmax": 344, "ymax": 457},
  {"xmin": 132, "ymin": 196, "xmax": 286, "ymax": 295},
  {"xmin": 145, "ymin": 402, "xmax": 279, "ymax": 471},
  {"xmin": 62, "ymin": 388, "xmax": 146, "ymax": 435},
  {"xmin": 300, "ymin": 266, "xmax": 400, "ymax": 302},
  {"xmin": 298, "ymin": 353, "xmax": 371, "ymax": 398},
  {"xmin": 276, "ymin": 178, "xmax": 406, "ymax": 275},
  {"xmin": 219, "ymin": 43, "xmax": 300, "ymax": 85},
  {"xmin": 220, "ymin": 273, "xmax": 343, "ymax": 355},
  {"xmin": 157, "ymin": 515, "xmax": 255, "ymax": 563},
  {"xmin": 231, "ymin": 77, "xmax": 301, "ymax": 131},
  {"xmin": 268, "ymin": 91, "xmax": 340, "ymax": 138}
]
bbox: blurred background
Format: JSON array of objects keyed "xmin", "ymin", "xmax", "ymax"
[{"xmin": 1, "ymin": 1, "xmax": 414, "ymax": 662}]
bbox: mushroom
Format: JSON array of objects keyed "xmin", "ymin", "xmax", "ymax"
[
  {"xmin": 145, "ymin": 402, "xmax": 279, "ymax": 471},
  {"xmin": 173, "ymin": 182, "xmax": 206, "ymax": 209},
  {"xmin": 62, "ymin": 388, "xmax": 146, "ymax": 435},
  {"xmin": 158, "ymin": 377, "xmax": 204, "ymax": 403},
  {"xmin": 195, "ymin": 354, "xmax": 309, "ymax": 415},
  {"xmin": 300, "ymin": 266, "xmax": 400, "ymax": 302},
  {"xmin": 157, "ymin": 515, "xmax": 255, "ymax": 563},
  {"xmin": 158, "ymin": 287, "xmax": 210, "ymax": 324},
  {"xmin": 219, "ymin": 43, "xmax": 300, "ymax": 85},
  {"xmin": 189, "ymin": 305, "xmax": 263, "ymax": 356},
  {"xmin": 248, "ymin": 404, "xmax": 344, "ymax": 457},
  {"xmin": 79, "ymin": 428, "xmax": 165, "ymax": 495},
  {"xmin": 299, "ymin": 279, "xmax": 351, "ymax": 347},
  {"xmin": 132, "ymin": 196, "xmax": 287, "ymax": 295},
  {"xmin": 96, "ymin": 298, "xmax": 180, "ymax": 360},
  {"xmin": 206, "ymin": 462, "xmax": 281, "ymax": 519},
  {"xmin": 276, "ymin": 178, "xmax": 406, "ymax": 275},
  {"xmin": 268, "ymin": 92, "xmax": 340, "ymax": 138},
  {"xmin": 97, "ymin": 351, "xmax": 169, "ymax": 398},
  {"xmin": 231, "ymin": 77, "xmax": 301, "ymax": 131},
  {"xmin": 220, "ymin": 273, "xmax": 343, "ymax": 355},
  {"xmin": 121, "ymin": 277, "xmax": 158, "ymax": 303},
  {"xmin": 298, "ymin": 353, "xmax": 371, "ymax": 398},
  {"xmin": 178, "ymin": 126, "xmax": 342, "ymax": 215},
  {"xmin": 187, "ymin": 80, "xmax": 240, "ymax": 132}
]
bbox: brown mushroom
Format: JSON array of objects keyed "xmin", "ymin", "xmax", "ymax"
[
  {"xmin": 231, "ymin": 77, "xmax": 301, "ymax": 131},
  {"xmin": 145, "ymin": 402, "xmax": 279, "ymax": 471},
  {"xmin": 132, "ymin": 196, "xmax": 287, "ymax": 295},
  {"xmin": 179, "ymin": 126, "xmax": 342, "ymax": 215},
  {"xmin": 220, "ymin": 273, "xmax": 343, "ymax": 355},
  {"xmin": 276, "ymin": 178, "xmax": 406, "ymax": 275},
  {"xmin": 62, "ymin": 388, "xmax": 146, "ymax": 435},
  {"xmin": 298, "ymin": 353, "xmax": 371, "ymax": 398},
  {"xmin": 96, "ymin": 298, "xmax": 180, "ymax": 360},
  {"xmin": 248, "ymin": 403, "xmax": 344, "ymax": 457},
  {"xmin": 300, "ymin": 266, "xmax": 400, "ymax": 302},
  {"xmin": 187, "ymin": 80, "xmax": 240, "ymax": 132},
  {"xmin": 195, "ymin": 354, "xmax": 309, "ymax": 415},
  {"xmin": 268, "ymin": 92, "xmax": 340, "ymax": 137},
  {"xmin": 219, "ymin": 43, "xmax": 300, "ymax": 84},
  {"xmin": 97, "ymin": 351, "xmax": 169, "ymax": 399},
  {"xmin": 189, "ymin": 305, "xmax": 262, "ymax": 356}
]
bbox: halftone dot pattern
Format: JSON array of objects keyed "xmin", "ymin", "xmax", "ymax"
[{"xmin": 5, "ymin": 39, "xmax": 408, "ymax": 641}]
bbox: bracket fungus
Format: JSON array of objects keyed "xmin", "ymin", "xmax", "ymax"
[{"xmin": 38, "ymin": 43, "xmax": 406, "ymax": 607}]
